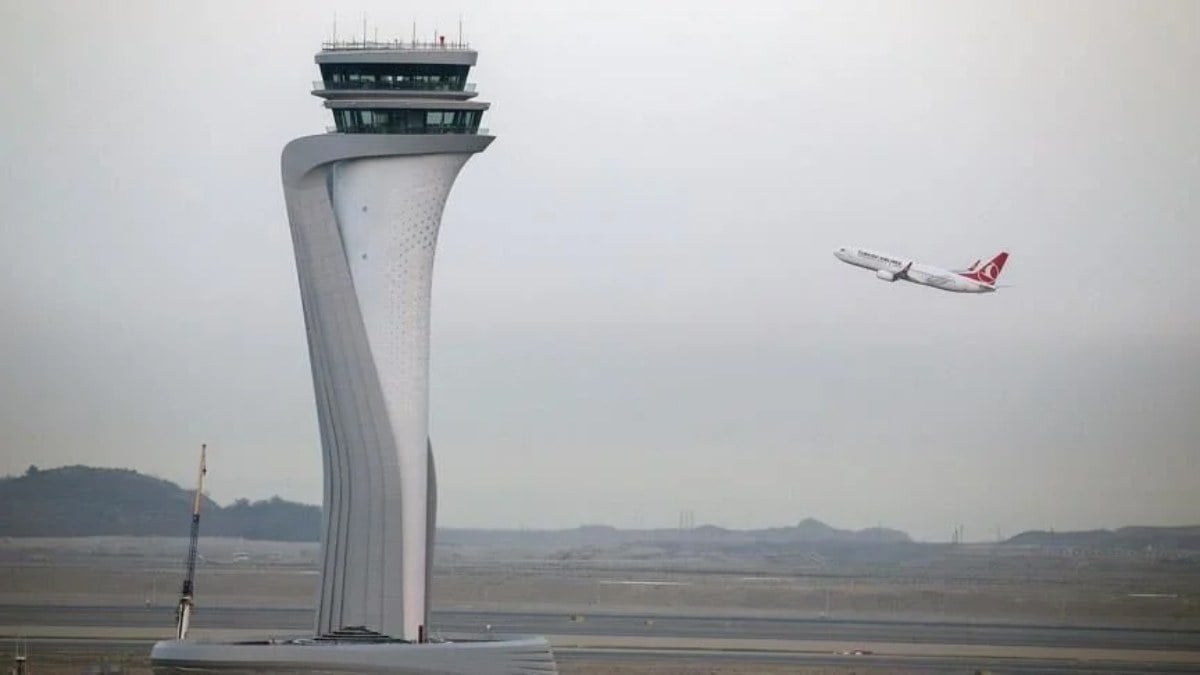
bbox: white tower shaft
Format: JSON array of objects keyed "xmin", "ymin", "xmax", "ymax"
[{"xmin": 283, "ymin": 134, "xmax": 490, "ymax": 640}]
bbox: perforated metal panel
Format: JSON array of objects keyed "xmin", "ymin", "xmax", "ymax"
[
  {"xmin": 332, "ymin": 154, "xmax": 470, "ymax": 638},
  {"xmin": 281, "ymin": 134, "xmax": 490, "ymax": 641}
]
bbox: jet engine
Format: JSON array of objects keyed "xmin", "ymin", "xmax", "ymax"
[{"xmin": 875, "ymin": 269, "xmax": 896, "ymax": 282}]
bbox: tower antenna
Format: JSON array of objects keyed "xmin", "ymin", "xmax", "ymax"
[{"xmin": 458, "ymin": 15, "xmax": 463, "ymax": 47}]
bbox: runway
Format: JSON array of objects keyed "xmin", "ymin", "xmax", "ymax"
[
  {"xmin": 1, "ymin": 603, "xmax": 1198, "ymax": 651},
  {"xmin": 573, "ymin": 648, "xmax": 1200, "ymax": 673}
]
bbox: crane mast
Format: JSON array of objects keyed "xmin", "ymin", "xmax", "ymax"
[{"xmin": 175, "ymin": 443, "xmax": 207, "ymax": 640}]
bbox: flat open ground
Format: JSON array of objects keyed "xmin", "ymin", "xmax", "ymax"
[
  {"xmin": 4, "ymin": 536, "xmax": 1198, "ymax": 625},
  {"xmin": 0, "ymin": 643, "xmax": 898, "ymax": 675},
  {"xmin": 2, "ymin": 536, "xmax": 1198, "ymax": 673}
]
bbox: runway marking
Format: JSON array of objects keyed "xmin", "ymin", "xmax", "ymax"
[{"xmin": 597, "ymin": 580, "xmax": 691, "ymax": 587}]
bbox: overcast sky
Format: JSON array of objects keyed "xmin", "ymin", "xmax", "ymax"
[{"xmin": 1, "ymin": 1, "xmax": 1197, "ymax": 541}]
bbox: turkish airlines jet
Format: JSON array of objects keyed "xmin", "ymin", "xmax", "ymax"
[{"xmin": 834, "ymin": 247, "xmax": 1009, "ymax": 293}]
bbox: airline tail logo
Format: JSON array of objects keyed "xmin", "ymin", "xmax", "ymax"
[{"xmin": 963, "ymin": 252, "xmax": 1008, "ymax": 285}]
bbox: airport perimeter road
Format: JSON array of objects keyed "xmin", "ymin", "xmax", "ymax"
[{"xmin": 1, "ymin": 604, "xmax": 1198, "ymax": 652}]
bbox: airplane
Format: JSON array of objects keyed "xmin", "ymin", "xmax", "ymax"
[{"xmin": 834, "ymin": 247, "xmax": 1009, "ymax": 293}]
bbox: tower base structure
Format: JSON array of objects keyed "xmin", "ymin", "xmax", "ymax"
[{"xmin": 149, "ymin": 633, "xmax": 557, "ymax": 674}]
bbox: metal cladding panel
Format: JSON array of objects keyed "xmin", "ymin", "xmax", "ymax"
[
  {"xmin": 284, "ymin": 167, "xmax": 396, "ymax": 634},
  {"xmin": 281, "ymin": 134, "xmax": 489, "ymax": 641},
  {"xmin": 332, "ymin": 154, "xmax": 470, "ymax": 639},
  {"xmin": 425, "ymin": 440, "xmax": 436, "ymax": 632}
]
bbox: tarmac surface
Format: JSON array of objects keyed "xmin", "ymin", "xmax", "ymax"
[
  {"xmin": 1, "ymin": 603, "xmax": 1197, "ymax": 652},
  {"xmin": 7, "ymin": 636, "xmax": 1200, "ymax": 674},
  {"xmin": 573, "ymin": 649, "xmax": 1200, "ymax": 673}
]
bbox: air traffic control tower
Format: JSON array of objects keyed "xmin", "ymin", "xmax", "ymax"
[
  {"xmin": 151, "ymin": 37, "xmax": 556, "ymax": 675},
  {"xmin": 283, "ymin": 37, "xmax": 490, "ymax": 646}
]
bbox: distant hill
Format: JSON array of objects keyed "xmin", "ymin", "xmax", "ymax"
[
  {"xmin": 0, "ymin": 465, "xmax": 319, "ymax": 541},
  {"xmin": 1004, "ymin": 526, "xmax": 1200, "ymax": 551},
  {"xmin": 15, "ymin": 466, "xmax": 1194, "ymax": 554},
  {"xmin": 0, "ymin": 466, "xmax": 915, "ymax": 547},
  {"xmin": 438, "ymin": 517, "xmax": 910, "ymax": 548}
]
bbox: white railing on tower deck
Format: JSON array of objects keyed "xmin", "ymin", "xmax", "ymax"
[
  {"xmin": 321, "ymin": 38, "xmax": 471, "ymax": 51},
  {"xmin": 323, "ymin": 126, "xmax": 492, "ymax": 135},
  {"xmin": 313, "ymin": 81, "xmax": 476, "ymax": 93}
]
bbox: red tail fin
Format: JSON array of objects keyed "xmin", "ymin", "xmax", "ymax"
[{"xmin": 962, "ymin": 252, "xmax": 1008, "ymax": 285}]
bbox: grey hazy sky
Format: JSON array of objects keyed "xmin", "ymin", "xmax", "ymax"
[{"xmin": 2, "ymin": 1, "xmax": 1197, "ymax": 541}]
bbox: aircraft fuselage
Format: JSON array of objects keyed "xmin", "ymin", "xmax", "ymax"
[{"xmin": 834, "ymin": 247, "xmax": 1000, "ymax": 293}]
